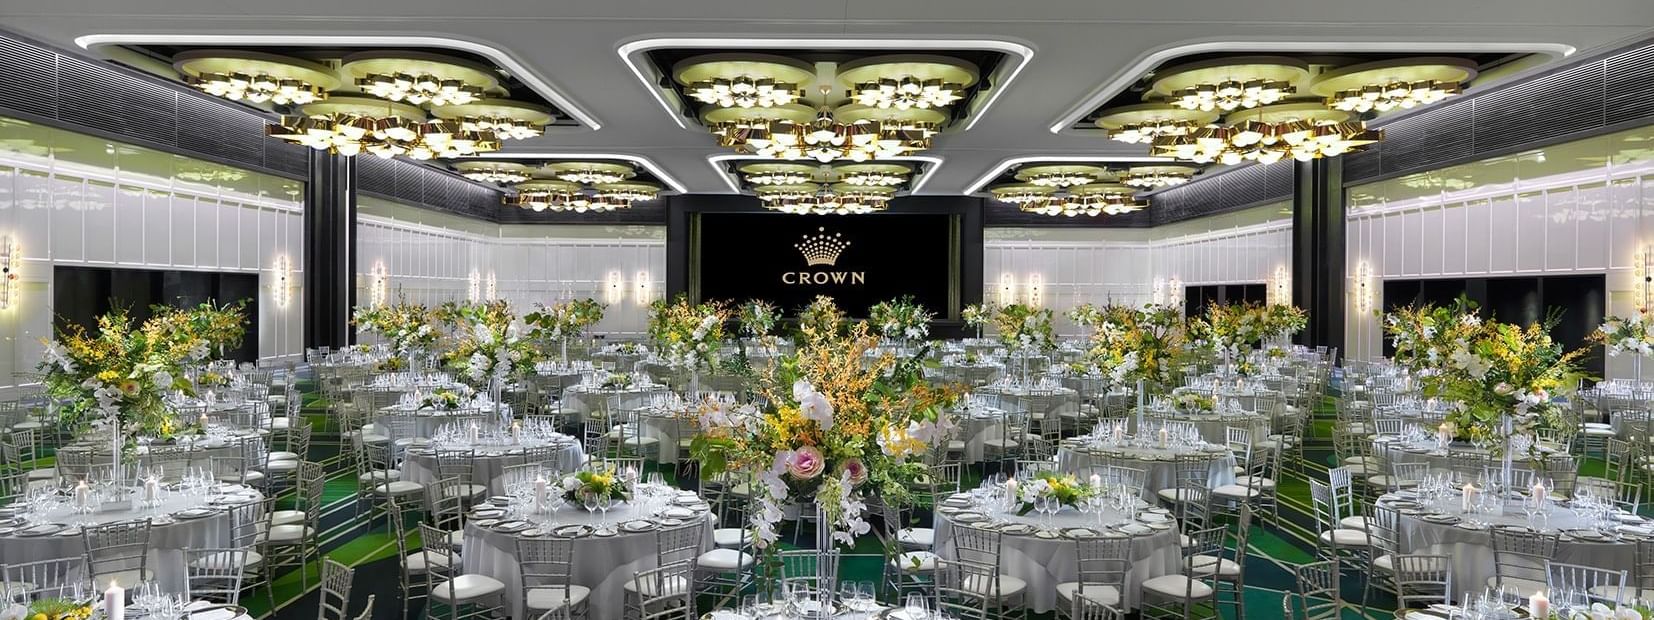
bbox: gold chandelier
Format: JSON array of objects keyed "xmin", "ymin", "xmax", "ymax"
[
  {"xmin": 506, "ymin": 177, "xmax": 661, "ymax": 212},
  {"xmin": 1014, "ymin": 164, "xmax": 1113, "ymax": 188},
  {"xmin": 453, "ymin": 161, "xmax": 535, "ymax": 184},
  {"xmin": 1149, "ymin": 104, "xmax": 1380, "ymax": 165},
  {"xmin": 739, "ymin": 162, "xmax": 818, "ymax": 186},
  {"xmin": 1092, "ymin": 103, "xmax": 1221, "ymax": 144},
  {"xmin": 1151, "ymin": 57, "xmax": 1310, "ymax": 112},
  {"xmin": 673, "ymin": 55, "xmax": 814, "ymax": 109},
  {"xmin": 175, "ymin": 50, "xmax": 338, "ymax": 106},
  {"xmin": 834, "ymin": 163, "xmax": 911, "ymax": 187},
  {"xmin": 1310, "ymin": 57, "xmax": 1477, "ymax": 114},
  {"xmin": 544, "ymin": 162, "xmax": 636, "ymax": 185},
  {"xmin": 1121, "ymin": 165, "xmax": 1198, "ymax": 189},
  {"xmin": 707, "ymin": 104, "xmax": 940, "ymax": 163},
  {"xmin": 755, "ymin": 183, "xmax": 894, "ymax": 215},
  {"xmin": 839, "ymin": 56, "xmax": 978, "ymax": 111},
  {"xmin": 431, "ymin": 100, "xmax": 557, "ymax": 141},
  {"xmin": 341, "ymin": 52, "xmax": 500, "ymax": 107},
  {"xmin": 265, "ymin": 96, "xmax": 502, "ymax": 160},
  {"xmin": 990, "ymin": 183, "xmax": 1142, "ymax": 217}
]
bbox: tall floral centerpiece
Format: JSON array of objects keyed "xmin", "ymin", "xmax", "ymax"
[
  {"xmin": 159, "ymin": 299, "xmax": 249, "ymax": 361},
  {"xmin": 868, "ymin": 296, "xmax": 933, "ymax": 349},
  {"xmin": 992, "ymin": 304, "xmax": 1055, "ymax": 382},
  {"xmin": 1383, "ymin": 297, "xmax": 1483, "ymax": 389},
  {"xmin": 961, "ymin": 303, "xmax": 996, "ymax": 340},
  {"xmin": 648, "ymin": 295, "xmax": 730, "ymax": 397},
  {"xmin": 353, "ymin": 301, "xmax": 438, "ymax": 370},
  {"xmin": 1066, "ymin": 303, "xmax": 1105, "ymax": 341},
  {"xmin": 797, "ymin": 295, "xmax": 846, "ymax": 343},
  {"xmin": 738, "ymin": 299, "xmax": 782, "ymax": 356},
  {"xmin": 443, "ymin": 301, "xmax": 538, "ymax": 421},
  {"xmin": 1596, "ymin": 314, "xmax": 1654, "ymax": 380},
  {"xmin": 1259, "ymin": 304, "xmax": 1308, "ymax": 348},
  {"xmin": 1189, "ymin": 302, "xmax": 1266, "ymax": 377},
  {"xmin": 1087, "ymin": 304, "xmax": 1189, "ymax": 430},
  {"xmin": 41, "ymin": 310, "xmax": 197, "ymax": 477},
  {"xmin": 524, "ymin": 298, "xmax": 606, "ymax": 364},
  {"xmin": 690, "ymin": 298, "xmax": 963, "ymax": 554}
]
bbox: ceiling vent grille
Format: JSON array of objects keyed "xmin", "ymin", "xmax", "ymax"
[
  {"xmin": 356, "ymin": 155, "xmax": 502, "ymax": 219},
  {"xmin": 1144, "ymin": 160, "xmax": 1293, "ymax": 225}
]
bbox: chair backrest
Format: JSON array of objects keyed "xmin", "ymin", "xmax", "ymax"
[
  {"xmin": 1547, "ymin": 561, "xmax": 1628, "ymax": 607},
  {"xmin": 81, "ymin": 520, "xmax": 151, "ymax": 587},
  {"xmin": 1491, "ymin": 529, "xmax": 1561, "ymax": 592},
  {"xmin": 434, "ymin": 448, "xmax": 477, "ymax": 480},
  {"xmin": 655, "ymin": 520, "xmax": 706, "ymax": 567},
  {"xmin": 933, "ymin": 559, "xmax": 992, "ymax": 620},
  {"xmin": 775, "ymin": 548, "xmax": 839, "ymax": 600},
  {"xmin": 1071, "ymin": 596, "xmax": 1121, "ymax": 620},
  {"xmin": 352, "ymin": 594, "xmax": 376, "ymax": 620},
  {"xmin": 1074, "ymin": 535, "xmax": 1132, "ymax": 597},
  {"xmin": 1287, "ymin": 561, "xmax": 1342, "ymax": 620},
  {"xmin": 516, "ymin": 535, "xmax": 577, "ymax": 610},
  {"xmin": 3, "ymin": 556, "xmax": 88, "ymax": 602},
  {"xmin": 1104, "ymin": 465, "xmax": 1147, "ymax": 496},
  {"xmin": 430, "ymin": 476, "xmax": 467, "ymax": 532},
  {"xmin": 317, "ymin": 558, "xmax": 356, "ymax": 620},
  {"xmin": 1393, "ymin": 555, "xmax": 1452, "ymax": 609},
  {"xmin": 183, "ymin": 547, "xmax": 247, "ymax": 605},
  {"xmin": 951, "ymin": 523, "xmax": 1003, "ymax": 569},
  {"xmin": 632, "ymin": 560, "xmax": 696, "ymax": 620}
]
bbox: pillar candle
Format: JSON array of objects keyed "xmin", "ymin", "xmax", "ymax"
[
  {"xmin": 1528, "ymin": 591, "xmax": 1549, "ymax": 618},
  {"xmin": 1462, "ymin": 484, "xmax": 1475, "ymax": 513},
  {"xmin": 104, "ymin": 581, "xmax": 124, "ymax": 620},
  {"xmin": 74, "ymin": 480, "xmax": 91, "ymax": 509},
  {"xmin": 511, "ymin": 421, "xmax": 522, "ymax": 443},
  {"xmin": 1532, "ymin": 482, "xmax": 1546, "ymax": 508},
  {"xmin": 198, "ymin": 413, "xmax": 210, "ymax": 428},
  {"xmin": 143, "ymin": 477, "xmax": 159, "ymax": 504},
  {"xmin": 1089, "ymin": 474, "xmax": 1102, "ymax": 490}
]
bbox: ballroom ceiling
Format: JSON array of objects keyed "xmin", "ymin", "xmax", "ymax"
[{"xmin": 2, "ymin": 0, "xmax": 1649, "ymax": 205}]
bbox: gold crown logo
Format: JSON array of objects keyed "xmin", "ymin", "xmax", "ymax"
[{"xmin": 795, "ymin": 228, "xmax": 850, "ymax": 267}]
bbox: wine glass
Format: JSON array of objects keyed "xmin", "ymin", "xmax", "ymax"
[
  {"xmin": 903, "ymin": 593, "xmax": 930, "ymax": 620},
  {"xmin": 597, "ymin": 494, "xmax": 614, "ymax": 532}
]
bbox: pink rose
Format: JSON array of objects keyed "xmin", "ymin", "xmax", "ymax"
[
  {"xmin": 787, "ymin": 446, "xmax": 826, "ymax": 480},
  {"xmin": 839, "ymin": 458, "xmax": 868, "ymax": 486}
]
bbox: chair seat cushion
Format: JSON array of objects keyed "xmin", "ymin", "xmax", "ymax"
[
  {"xmin": 697, "ymin": 548, "xmax": 755, "ymax": 570},
  {"xmin": 1582, "ymin": 428, "xmax": 1616, "ymax": 437},
  {"xmin": 1234, "ymin": 476, "xmax": 1276, "ymax": 491},
  {"xmin": 1141, "ymin": 575, "xmax": 1214, "ymax": 600},
  {"xmin": 192, "ymin": 550, "xmax": 264, "ymax": 570},
  {"xmin": 1319, "ymin": 528, "xmax": 1370, "ymax": 547},
  {"xmin": 898, "ymin": 528, "xmax": 935, "ymax": 548},
  {"xmin": 1339, "ymin": 516, "xmax": 1372, "ymax": 530},
  {"xmin": 265, "ymin": 524, "xmax": 313, "ymax": 543},
  {"xmin": 1055, "ymin": 582, "xmax": 1121, "ymax": 607},
  {"xmin": 960, "ymin": 574, "xmax": 1027, "ymax": 599},
  {"xmin": 1188, "ymin": 554, "xmax": 1241, "ymax": 578},
  {"xmin": 372, "ymin": 481, "xmax": 425, "ymax": 496},
  {"xmin": 430, "ymin": 575, "xmax": 507, "ymax": 602},
  {"xmin": 1373, "ymin": 554, "xmax": 1392, "ymax": 572},
  {"xmin": 269, "ymin": 451, "xmax": 301, "ymax": 461},
  {"xmin": 890, "ymin": 551, "xmax": 938, "ymax": 572},
  {"xmin": 269, "ymin": 417, "xmax": 292, "ymax": 430},
  {"xmin": 1583, "ymin": 422, "xmax": 1614, "ymax": 429},
  {"xmin": 525, "ymin": 585, "xmax": 591, "ymax": 612},
  {"xmin": 220, "ymin": 471, "xmax": 265, "ymax": 484},
  {"xmin": 946, "ymin": 440, "xmax": 966, "ymax": 452},
  {"xmin": 622, "ymin": 575, "xmax": 689, "ymax": 597},
  {"xmin": 1157, "ymin": 488, "xmax": 1205, "ymax": 503},
  {"xmin": 981, "ymin": 439, "xmax": 1020, "ymax": 450},
  {"xmin": 266, "ymin": 460, "xmax": 300, "ymax": 473},
  {"xmin": 1211, "ymin": 484, "xmax": 1260, "ymax": 499},
  {"xmin": 358, "ymin": 470, "xmax": 402, "ymax": 484},
  {"xmin": 403, "ymin": 550, "xmax": 454, "ymax": 575},
  {"xmin": 444, "ymin": 483, "xmax": 488, "ymax": 500},
  {"xmin": 27, "ymin": 468, "xmax": 56, "ymax": 481},
  {"xmin": 270, "ymin": 510, "xmax": 306, "ymax": 526}
]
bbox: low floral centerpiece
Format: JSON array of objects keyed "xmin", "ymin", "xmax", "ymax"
[
  {"xmin": 1013, "ymin": 471, "xmax": 1096, "ymax": 515},
  {"xmin": 690, "ymin": 298, "xmax": 964, "ymax": 549},
  {"xmin": 561, "ymin": 467, "xmax": 629, "ymax": 505},
  {"xmin": 1173, "ymin": 392, "xmax": 1217, "ymax": 413},
  {"xmin": 868, "ymin": 296, "xmax": 934, "ymax": 344},
  {"xmin": 418, "ymin": 388, "xmax": 467, "ymax": 411},
  {"xmin": 0, "ymin": 598, "xmax": 93, "ymax": 620},
  {"xmin": 599, "ymin": 372, "xmax": 637, "ymax": 391}
]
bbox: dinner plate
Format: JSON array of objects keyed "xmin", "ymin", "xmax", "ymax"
[
  {"xmin": 553, "ymin": 524, "xmax": 594, "ymax": 538},
  {"xmin": 1118, "ymin": 524, "xmax": 1151, "ymax": 535},
  {"xmin": 953, "ymin": 512, "xmax": 987, "ymax": 523},
  {"xmin": 659, "ymin": 518, "xmax": 685, "ymax": 527},
  {"xmin": 621, "ymin": 520, "xmax": 656, "ymax": 533},
  {"xmin": 177, "ymin": 508, "xmax": 219, "ymax": 519},
  {"xmin": 1138, "ymin": 512, "xmax": 1169, "ymax": 523},
  {"xmin": 999, "ymin": 524, "xmax": 1034, "ymax": 535},
  {"xmin": 519, "ymin": 529, "xmax": 545, "ymax": 537},
  {"xmin": 1062, "ymin": 528, "xmax": 1099, "ymax": 539},
  {"xmin": 936, "ymin": 506, "xmax": 962, "ymax": 515},
  {"xmin": 1454, "ymin": 522, "xmax": 1488, "ymax": 531},
  {"xmin": 1145, "ymin": 521, "xmax": 1173, "ymax": 531},
  {"xmin": 1620, "ymin": 525, "xmax": 1654, "ymax": 536},
  {"xmin": 55, "ymin": 526, "xmax": 81, "ymax": 537},
  {"xmin": 1033, "ymin": 530, "xmax": 1059, "ymax": 539},
  {"xmin": 474, "ymin": 519, "xmax": 501, "ymax": 527},
  {"xmin": 16, "ymin": 523, "xmax": 64, "ymax": 536},
  {"xmin": 494, "ymin": 521, "xmax": 530, "ymax": 532}
]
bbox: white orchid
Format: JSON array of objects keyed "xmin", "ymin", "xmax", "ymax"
[{"xmin": 793, "ymin": 379, "xmax": 835, "ymax": 430}]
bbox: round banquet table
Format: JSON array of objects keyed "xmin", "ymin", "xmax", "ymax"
[
  {"xmin": 1141, "ymin": 409, "xmax": 1271, "ymax": 444},
  {"xmin": 402, "ymin": 437, "xmax": 586, "ymax": 495},
  {"xmin": 0, "ymin": 483, "xmax": 262, "ymax": 593},
  {"xmin": 632, "ymin": 406, "xmax": 697, "ymax": 464},
  {"xmin": 560, "ymin": 384, "xmax": 674, "ymax": 424},
  {"xmin": 933, "ymin": 493, "xmax": 1181, "ymax": 612},
  {"xmin": 1054, "ymin": 441, "xmax": 1237, "ymax": 501},
  {"xmin": 977, "ymin": 385, "xmax": 1080, "ymax": 427},
  {"xmin": 949, "ymin": 404, "xmax": 1009, "ymax": 464},
  {"xmin": 58, "ymin": 427, "xmax": 268, "ymax": 476},
  {"xmin": 1375, "ymin": 437, "xmax": 1575, "ymax": 476},
  {"xmin": 376, "ymin": 405, "xmax": 497, "ymax": 441},
  {"xmin": 1380, "ymin": 491, "xmax": 1640, "ymax": 602},
  {"xmin": 938, "ymin": 363, "xmax": 1004, "ymax": 386},
  {"xmin": 460, "ymin": 490, "xmax": 714, "ymax": 620}
]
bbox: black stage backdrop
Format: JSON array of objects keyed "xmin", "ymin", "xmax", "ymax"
[
  {"xmin": 696, "ymin": 212, "xmax": 953, "ymax": 318},
  {"xmin": 54, "ymin": 266, "xmax": 260, "ymax": 363}
]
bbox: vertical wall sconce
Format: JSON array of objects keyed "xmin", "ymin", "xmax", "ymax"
[
  {"xmin": 272, "ymin": 254, "xmax": 291, "ymax": 310},
  {"xmin": 486, "ymin": 272, "xmax": 497, "ymax": 301},
  {"xmin": 0, "ymin": 236, "xmax": 17, "ymax": 311},
  {"xmin": 605, "ymin": 271, "xmax": 626, "ymax": 305},
  {"xmin": 1167, "ymin": 277, "xmax": 1184, "ymax": 307},
  {"xmin": 634, "ymin": 271, "xmax": 652, "ymax": 306},
  {"xmin": 1268, "ymin": 265, "xmax": 1291, "ymax": 306},
  {"xmin": 997, "ymin": 273, "xmax": 1017, "ymax": 306},
  {"xmin": 1353, "ymin": 261, "xmax": 1375, "ymax": 313},
  {"xmin": 1638, "ymin": 244, "xmax": 1654, "ymax": 314},
  {"xmin": 1026, "ymin": 274, "xmax": 1044, "ymax": 307},
  {"xmin": 370, "ymin": 261, "xmax": 390, "ymax": 307},
  {"xmin": 468, "ymin": 270, "xmax": 482, "ymax": 302},
  {"xmin": 1151, "ymin": 278, "xmax": 1166, "ymax": 305}
]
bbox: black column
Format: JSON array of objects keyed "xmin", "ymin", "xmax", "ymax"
[
  {"xmin": 303, "ymin": 151, "xmax": 356, "ymax": 350},
  {"xmin": 1291, "ymin": 157, "xmax": 1345, "ymax": 357}
]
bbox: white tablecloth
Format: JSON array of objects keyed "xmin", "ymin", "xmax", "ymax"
[
  {"xmin": 0, "ymin": 484, "xmax": 262, "ymax": 593},
  {"xmin": 934, "ymin": 497, "xmax": 1181, "ymax": 612},
  {"xmin": 560, "ymin": 386, "xmax": 673, "ymax": 424},
  {"xmin": 1384, "ymin": 492, "xmax": 1637, "ymax": 602},
  {"xmin": 1141, "ymin": 410, "xmax": 1271, "ymax": 444},
  {"xmin": 402, "ymin": 439, "xmax": 586, "ymax": 495},
  {"xmin": 461, "ymin": 500, "xmax": 714, "ymax": 620},
  {"xmin": 1055, "ymin": 443, "xmax": 1236, "ymax": 501}
]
